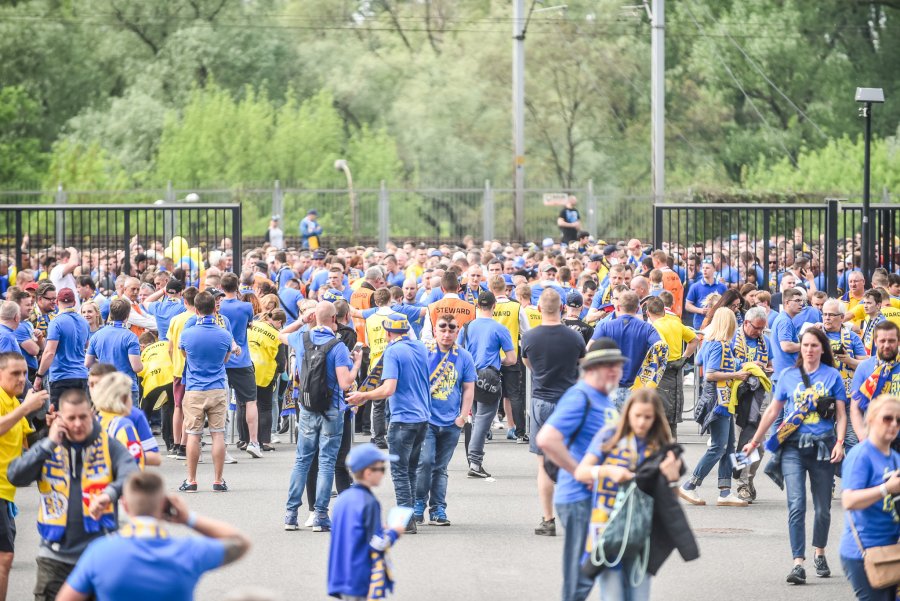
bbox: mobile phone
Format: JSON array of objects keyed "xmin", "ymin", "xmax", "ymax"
[{"xmin": 164, "ymin": 498, "xmax": 178, "ymax": 519}]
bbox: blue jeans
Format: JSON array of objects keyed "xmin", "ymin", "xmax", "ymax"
[
  {"xmin": 387, "ymin": 421, "xmax": 427, "ymax": 508},
  {"xmin": 556, "ymin": 497, "xmax": 595, "ymax": 601},
  {"xmin": 841, "ymin": 556, "xmax": 897, "ymax": 600},
  {"xmin": 415, "ymin": 423, "xmax": 462, "ymax": 512},
  {"xmin": 285, "ymin": 407, "xmax": 344, "ymax": 516},
  {"xmin": 782, "ymin": 442, "xmax": 834, "ymax": 560},
  {"xmin": 689, "ymin": 412, "xmax": 735, "ymax": 489},
  {"xmin": 598, "ymin": 562, "xmax": 651, "ymax": 601}
]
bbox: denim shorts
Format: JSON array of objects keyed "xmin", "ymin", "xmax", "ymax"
[{"xmin": 529, "ymin": 397, "xmax": 557, "ymax": 455}]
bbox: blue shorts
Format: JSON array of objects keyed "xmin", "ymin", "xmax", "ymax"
[{"xmin": 529, "ymin": 397, "xmax": 557, "ymax": 455}]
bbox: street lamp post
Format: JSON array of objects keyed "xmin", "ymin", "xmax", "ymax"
[
  {"xmin": 334, "ymin": 159, "xmax": 358, "ymax": 241},
  {"xmin": 855, "ymin": 87, "xmax": 885, "ymax": 284}
]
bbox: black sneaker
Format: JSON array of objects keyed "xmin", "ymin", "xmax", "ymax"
[
  {"xmin": 814, "ymin": 555, "xmax": 831, "ymax": 578},
  {"xmin": 178, "ymin": 480, "xmax": 198, "ymax": 493},
  {"xmin": 236, "ymin": 441, "xmax": 248, "ymax": 451},
  {"xmin": 534, "ymin": 518, "xmax": 556, "ymax": 536},
  {"xmin": 175, "ymin": 445, "xmax": 187, "ymax": 460},
  {"xmin": 278, "ymin": 418, "xmax": 290, "ymax": 435},
  {"xmin": 467, "ymin": 465, "xmax": 491, "ymax": 479},
  {"xmin": 370, "ymin": 437, "xmax": 388, "ymax": 450},
  {"xmin": 786, "ymin": 565, "xmax": 806, "ymax": 585},
  {"xmin": 405, "ymin": 519, "xmax": 418, "ymax": 534},
  {"xmin": 212, "ymin": 480, "xmax": 228, "ymax": 493}
]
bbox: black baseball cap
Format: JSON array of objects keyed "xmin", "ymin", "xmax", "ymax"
[
  {"xmin": 477, "ymin": 290, "xmax": 496, "ymax": 308},
  {"xmin": 165, "ymin": 279, "xmax": 185, "ymax": 294}
]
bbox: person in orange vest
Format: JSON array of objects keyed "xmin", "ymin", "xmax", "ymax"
[
  {"xmin": 652, "ymin": 250, "xmax": 684, "ymax": 317},
  {"xmin": 421, "ymin": 272, "xmax": 475, "ymax": 341}
]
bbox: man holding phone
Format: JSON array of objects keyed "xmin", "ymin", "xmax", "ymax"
[
  {"xmin": 820, "ymin": 299, "xmax": 866, "ymax": 450},
  {"xmin": 8, "ymin": 388, "xmax": 137, "ymax": 601}
]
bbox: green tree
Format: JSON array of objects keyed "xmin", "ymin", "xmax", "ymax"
[{"xmin": 0, "ymin": 86, "xmax": 46, "ymax": 184}]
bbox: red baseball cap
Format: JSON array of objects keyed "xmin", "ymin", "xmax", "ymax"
[
  {"xmin": 23, "ymin": 282, "xmax": 38, "ymax": 292},
  {"xmin": 57, "ymin": 288, "xmax": 75, "ymax": 304}
]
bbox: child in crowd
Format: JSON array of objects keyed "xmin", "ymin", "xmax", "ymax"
[{"xmin": 328, "ymin": 444, "xmax": 405, "ymax": 601}]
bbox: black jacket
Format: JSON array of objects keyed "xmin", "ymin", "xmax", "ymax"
[{"xmin": 634, "ymin": 444, "xmax": 700, "ymax": 575}]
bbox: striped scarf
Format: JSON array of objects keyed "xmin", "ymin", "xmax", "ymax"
[
  {"xmin": 367, "ymin": 550, "xmax": 394, "ymax": 600},
  {"xmin": 828, "ymin": 329, "xmax": 855, "ymax": 397},
  {"xmin": 358, "ymin": 335, "xmax": 410, "ymax": 393},
  {"xmin": 733, "ymin": 329, "xmax": 767, "ymax": 366},
  {"xmin": 632, "ymin": 340, "xmax": 669, "ymax": 389},
  {"xmin": 425, "ymin": 341, "xmax": 459, "ymax": 399},
  {"xmin": 862, "ymin": 313, "xmax": 886, "ymax": 355},
  {"xmin": 858, "ymin": 358, "xmax": 900, "ymax": 413}
]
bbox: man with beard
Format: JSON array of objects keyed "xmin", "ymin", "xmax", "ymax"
[{"xmin": 850, "ymin": 320, "xmax": 900, "ymax": 451}]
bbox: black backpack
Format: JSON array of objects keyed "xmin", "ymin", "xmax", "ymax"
[{"xmin": 298, "ymin": 331, "xmax": 341, "ymax": 413}]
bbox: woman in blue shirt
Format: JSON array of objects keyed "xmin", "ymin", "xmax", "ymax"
[
  {"xmin": 742, "ymin": 327, "xmax": 847, "ymax": 585},
  {"xmin": 840, "ymin": 394, "xmax": 900, "ymax": 600}
]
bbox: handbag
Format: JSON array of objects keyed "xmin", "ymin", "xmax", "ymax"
[
  {"xmin": 543, "ymin": 392, "xmax": 589, "ymax": 483},
  {"xmin": 587, "ymin": 481, "xmax": 654, "ymax": 587},
  {"xmin": 847, "ymin": 511, "xmax": 900, "ymax": 589},
  {"xmin": 799, "ymin": 367, "xmax": 836, "ymax": 421}
]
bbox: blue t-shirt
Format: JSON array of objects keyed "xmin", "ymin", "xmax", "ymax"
[
  {"xmin": 715, "ymin": 266, "xmax": 740, "ymax": 286},
  {"xmin": 310, "ymin": 271, "xmax": 348, "ymax": 296},
  {"xmin": 545, "ymin": 381, "xmax": 619, "ymax": 504},
  {"xmin": 288, "ymin": 327, "xmax": 352, "ymax": 409},
  {"xmin": 0, "ymin": 324, "xmax": 19, "ymax": 355},
  {"xmin": 772, "ymin": 364, "xmax": 847, "ymax": 437},
  {"xmin": 179, "ymin": 320, "xmax": 233, "ymax": 391},
  {"xmin": 458, "ymin": 317, "xmax": 514, "ymax": 371},
  {"xmin": 46, "ymin": 310, "xmax": 89, "ymax": 381},
  {"xmin": 703, "ymin": 340, "xmax": 729, "ymax": 374},
  {"xmin": 145, "ymin": 298, "xmax": 185, "ymax": 342},
  {"xmin": 591, "ymin": 315, "xmax": 662, "ymax": 387},
  {"xmin": 129, "ymin": 407, "xmax": 159, "ymax": 454},
  {"xmin": 530, "ymin": 282, "xmax": 567, "ymax": 307},
  {"xmin": 219, "ymin": 298, "xmax": 253, "ymax": 369},
  {"xmin": 278, "ymin": 287, "xmax": 305, "ymax": 325},
  {"xmin": 386, "ymin": 271, "xmax": 407, "ymax": 287},
  {"xmin": 839, "ymin": 440, "xmax": 900, "ymax": 560},
  {"xmin": 770, "ymin": 311, "xmax": 799, "ymax": 381},
  {"xmin": 402, "ymin": 301, "xmax": 426, "ymax": 338},
  {"xmin": 685, "ymin": 279, "xmax": 727, "ymax": 329},
  {"xmin": 380, "ymin": 338, "xmax": 431, "ymax": 423},
  {"xmin": 87, "ymin": 324, "xmax": 141, "ymax": 391},
  {"xmin": 65, "ymin": 527, "xmax": 225, "ymax": 601},
  {"xmin": 275, "ymin": 266, "xmax": 294, "ymax": 289},
  {"xmin": 14, "ymin": 321, "xmax": 38, "ymax": 369},
  {"xmin": 851, "ymin": 357, "xmax": 900, "ymax": 413},
  {"xmin": 793, "ymin": 306, "xmax": 822, "ymax": 329},
  {"xmin": 427, "ymin": 344, "xmax": 476, "ymax": 427}
]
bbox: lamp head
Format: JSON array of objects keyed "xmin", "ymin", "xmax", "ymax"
[{"xmin": 855, "ymin": 87, "xmax": 885, "ymax": 104}]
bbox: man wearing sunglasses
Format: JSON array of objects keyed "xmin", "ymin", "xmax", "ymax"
[
  {"xmin": 850, "ymin": 321, "xmax": 900, "ymax": 453},
  {"xmin": 820, "ymin": 299, "xmax": 866, "ymax": 452},
  {"xmin": 412, "ymin": 315, "xmax": 475, "ymax": 526}
]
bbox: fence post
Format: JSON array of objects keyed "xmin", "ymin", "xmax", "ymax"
[
  {"xmin": 165, "ymin": 181, "xmax": 176, "ymax": 203},
  {"xmin": 483, "ymin": 180, "xmax": 494, "ymax": 243},
  {"xmin": 826, "ymin": 199, "xmax": 839, "ymax": 297},
  {"xmin": 762, "ymin": 208, "xmax": 771, "ymax": 291},
  {"xmin": 14, "ymin": 210, "xmax": 22, "ymax": 271},
  {"xmin": 54, "ymin": 184, "xmax": 66, "ymax": 247},
  {"xmin": 653, "ymin": 204, "xmax": 663, "ymax": 250},
  {"xmin": 272, "ymin": 179, "xmax": 284, "ymax": 219},
  {"xmin": 379, "ymin": 181, "xmax": 389, "ymax": 249},
  {"xmin": 232, "ymin": 205, "xmax": 242, "ymax": 269},
  {"xmin": 587, "ymin": 179, "xmax": 597, "ymax": 236},
  {"xmin": 123, "ymin": 210, "xmax": 131, "ymax": 276}
]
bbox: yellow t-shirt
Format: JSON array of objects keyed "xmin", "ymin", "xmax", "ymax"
[
  {"xmin": 167, "ymin": 310, "xmax": 194, "ymax": 378},
  {"xmin": 525, "ymin": 306, "xmax": 542, "ymax": 329},
  {"xmin": 849, "ymin": 303, "xmax": 900, "ymax": 329},
  {"xmin": 881, "ymin": 306, "xmax": 900, "ymax": 329},
  {"xmin": 652, "ymin": 314, "xmax": 696, "ymax": 362},
  {"xmin": 405, "ymin": 264, "xmax": 424, "ymax": 282},
  {"xmin": 248, "ymin": 320, "xmax": 280, "ymax": 387},
  {"xmin": 138, "ymin": 341, "xmax": 174, "ymax": 393},
  {"xmin": 365, "ymin": 311, "xmax": 390, "ymax": 363},
  {"xmin": 0, "ymin": 387, "xmax": 34, "ymax": 502}
]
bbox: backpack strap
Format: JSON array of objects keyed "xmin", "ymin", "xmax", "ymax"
[
  {"xmin": 279, "ymin": 291, "xmax": 299, "ymax": 321},
  {"xmin": 568, "ymin": 391, "xmax": 592, "ymax": 446}
]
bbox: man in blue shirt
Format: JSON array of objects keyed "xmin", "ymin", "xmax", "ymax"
[
  {"xmin": 0, "ymin": 302, "xmax": 21, "ymax": 355},
  {"xmin": 8, "ymin": 289, "xmax": 40, "ymax": 377},
  {"xmin": 850, "ymin": 321, "xmax": 900, "ymax": 447},
  {"xmin": 179, "ymin": 291, "xmax": 234, "ymax": 494},
  {"xmin": 299, "ymin": 209, "xmax": 323, "ymax": 249},
  {"xmin": 537, "ymin": 339, "xmax": 625, "ymax": 601},
  {"xmin": 413, "ymin": 314, "xmax": 476, "ymax": 526},
  {"xmin": 56, "ymin": 470, "xmax": 250, "ymax": 601},
  {"xmin": 458, "ymin": 291, "xmax": 516, "ymax": 479},
  {"xmin": 34, "ymin": 288, "xmax": 89, "ymax": 409},
  {"xmin": 144, "ymin": 279, "xmax": 185, "ymax": 342},
  {"xmin": 85, "ymin": 299, "xmax": 143, "ymax": 402},
  {"xmin": 770, "ymin": 287, "xmax": 803, "ymax": 383},
  {"xmin": 282, "ymin": 302, "xmax": 362, "ymax": 533},
  {"xmin": 685, "ymin": 258, "xmax": 726, "ymax": 329},
  {"xmin": 219, "ymin": 274, "xmax": 263, "ymax": 459},
  {"xmin": 589, "ymin": 291, "xmax": 663, "ymax": 408},
  {"xmin": 347, "ymin": 314, "xmax": 431, "ymax": 533},
  {"xmin": 530, "ymin": 264, "xmax": 567, "ymax": 306}
]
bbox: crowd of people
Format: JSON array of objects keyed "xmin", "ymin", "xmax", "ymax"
[{"xmin": 0, "ymin": 212, "xmax": 897, "ymax": 601}]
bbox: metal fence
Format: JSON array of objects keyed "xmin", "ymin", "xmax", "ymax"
[
  {"xmin": 0, "ymin": 203, "xmax": 241, "ymax": 277},
  {"xmin": 0, "ymin": 181, "xmax": 655, "ymax": 246}
]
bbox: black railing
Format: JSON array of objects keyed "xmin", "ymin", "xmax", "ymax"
[{"xmin": 0, "ymin": 204, "xmax": 241, "ymax": 279}]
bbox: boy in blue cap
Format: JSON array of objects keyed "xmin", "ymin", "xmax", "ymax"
[{"xmin": 328, "ymin": 443, "xmax": 405, "ymax": 600}]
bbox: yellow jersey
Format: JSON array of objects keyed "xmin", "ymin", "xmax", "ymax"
[
  {"xmin": 0, "ymin": 387, "xmax": 34, "ymax": 501},
  {"xmin": 365, "ymin": 311, "xmax": 390, "ymax": 363},
  {"xmin": 167, "ymin": 310, "xmax": 194, "ymax": 378},
  {"xmin": 493, "ymin": 298, "xmax": 524, "ymax": 344},
  {"xmin": 651, "ymin": 314, "xmax": 696, "ymax": 362},
  {"xmin": 138, "ymin": 341, "xmax": 174, "ymax": 394},
  {"xmin": 525, "ymin": 306, "xmax": 542, "ymax": 329},
  {"xmin": 249, "ymin": 320, "xmax": 281, "ymax": 387},
  {"xmin": 850, "ymin": 303, "xmax": 900, "ymax": 330}
]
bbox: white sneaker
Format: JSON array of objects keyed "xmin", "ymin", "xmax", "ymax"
[
  {"xmin": 224, "ymin": 452, "xmax": 238, "ymax": 465},
  {"xmin": 717, "ymin": 492, "xmax": 749, "ymax": 507},
  {"xmin": 677, "ymin": 486, "xmax": 706, "ymax": 506},
  {"xmin": 197, "ymin": 452, "xmax": 204, "ymax": 463},
  {"xmin": 270, "ymin": 434, "xmax": 282, "ymax": 444},
  {"xmin": 684, "ymin": 372, "xmax": 695, "ymax": 386},
  {"xmin": 304, "ymin": 513, "xmax": 316, "ymax": 528},
  {"xmin": 246, "ymin": 443, "xmax": 263, "ymax": 459}
]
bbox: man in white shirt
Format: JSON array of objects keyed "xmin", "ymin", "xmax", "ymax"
[{"xmin": 49, "ymin": 248, "xmax": 80, "ymax": 309}]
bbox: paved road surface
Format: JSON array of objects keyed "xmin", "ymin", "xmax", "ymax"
[{"xmin": 8, "ymin": 426, "xmax": 856, "ymax": 600}]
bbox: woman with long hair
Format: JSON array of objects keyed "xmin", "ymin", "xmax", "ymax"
[
  {"xmin": 679, "ymin": 307, "xmax": 748, "ymax": 507},
  {"xmin": 260, "ymin": 293, "xmax": 280, "ymax": 314},
  {"xmin": 700, "ymin": 288, "xmax": 745, "ymax": 331},
  {"xmin": 574, "ymin": 389, "xmax": 683, "ymax": 600},
  {"xmin": 91, "ymin": 372, "xmax": 145, "ymax": 470},
  {"xmin": 742, "ymin": 327, "xmax": 847, "ymax": 584},
  {"xmin": 840, "ymin": 394, "xmax": 900, "ymax": 600},
  {"xmin": 80, "ymin": 300, "xmax": 103, "ymax": 341}
]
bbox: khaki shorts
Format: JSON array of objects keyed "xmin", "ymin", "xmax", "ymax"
[{"xmin": 182, "ymin": 389, "xmax": 228, "ymax": 434}]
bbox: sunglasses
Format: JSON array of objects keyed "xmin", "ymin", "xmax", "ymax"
[
  {"xmin": 42, "ymin": 296, "xmax": 57, "ymax": 301},
  {"xmin": 437, "ymin": 323, "xmax": 458, "ymax": 331},
  {"xmin": 881, "ymin": 415, "xmax": 900, "ymax": 426}
]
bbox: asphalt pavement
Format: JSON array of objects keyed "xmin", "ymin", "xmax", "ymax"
[{"xmin": 8, "ymin": 420, "xmax": 857, "ymax": 600}]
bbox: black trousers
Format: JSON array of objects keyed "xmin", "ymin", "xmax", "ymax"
[{"xmin": 142, "ymin": 384, "xmax": 175, "ymax": 450}]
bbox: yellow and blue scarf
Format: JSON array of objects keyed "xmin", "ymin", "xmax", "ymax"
[
  {"xmin": 862, "ymin": 313, "xmax": 886, "ymax": 355},
  {"xmin": 37, "ymin": 432, "xmax": 116, "ymax": 542},
  {"xmin": 358, "ymin": 335, "xmax": 410, "ymax": 394},
  {"xmin": 425, "ymin": 340, "xmax": 459, "ymax": 400},
  {"xmin": 765, "ymin": 375, "xmax": 821, "ymax": 452},
  {"xmin": 858, "ymin": 359, "xmax": 900, "ymax": 413},
  {"xmin": 119, "ymin": 517, "xmax": 169, "ymax": 540},
  {"xmin": 367, "ymin": 549, "xmax": 394, "ymax": 600},
  {"xmin": 632, "ymin": 340, "xmax": 669, "ymax": 390}
]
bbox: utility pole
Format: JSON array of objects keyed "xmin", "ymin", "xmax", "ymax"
[
  {"xmin": 649, "ymin": 0, "xmax": 665, "ymax": 204},
  {"xmin": 512, "ymin": 0, "xmax": 526, "ymax": 242}
]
